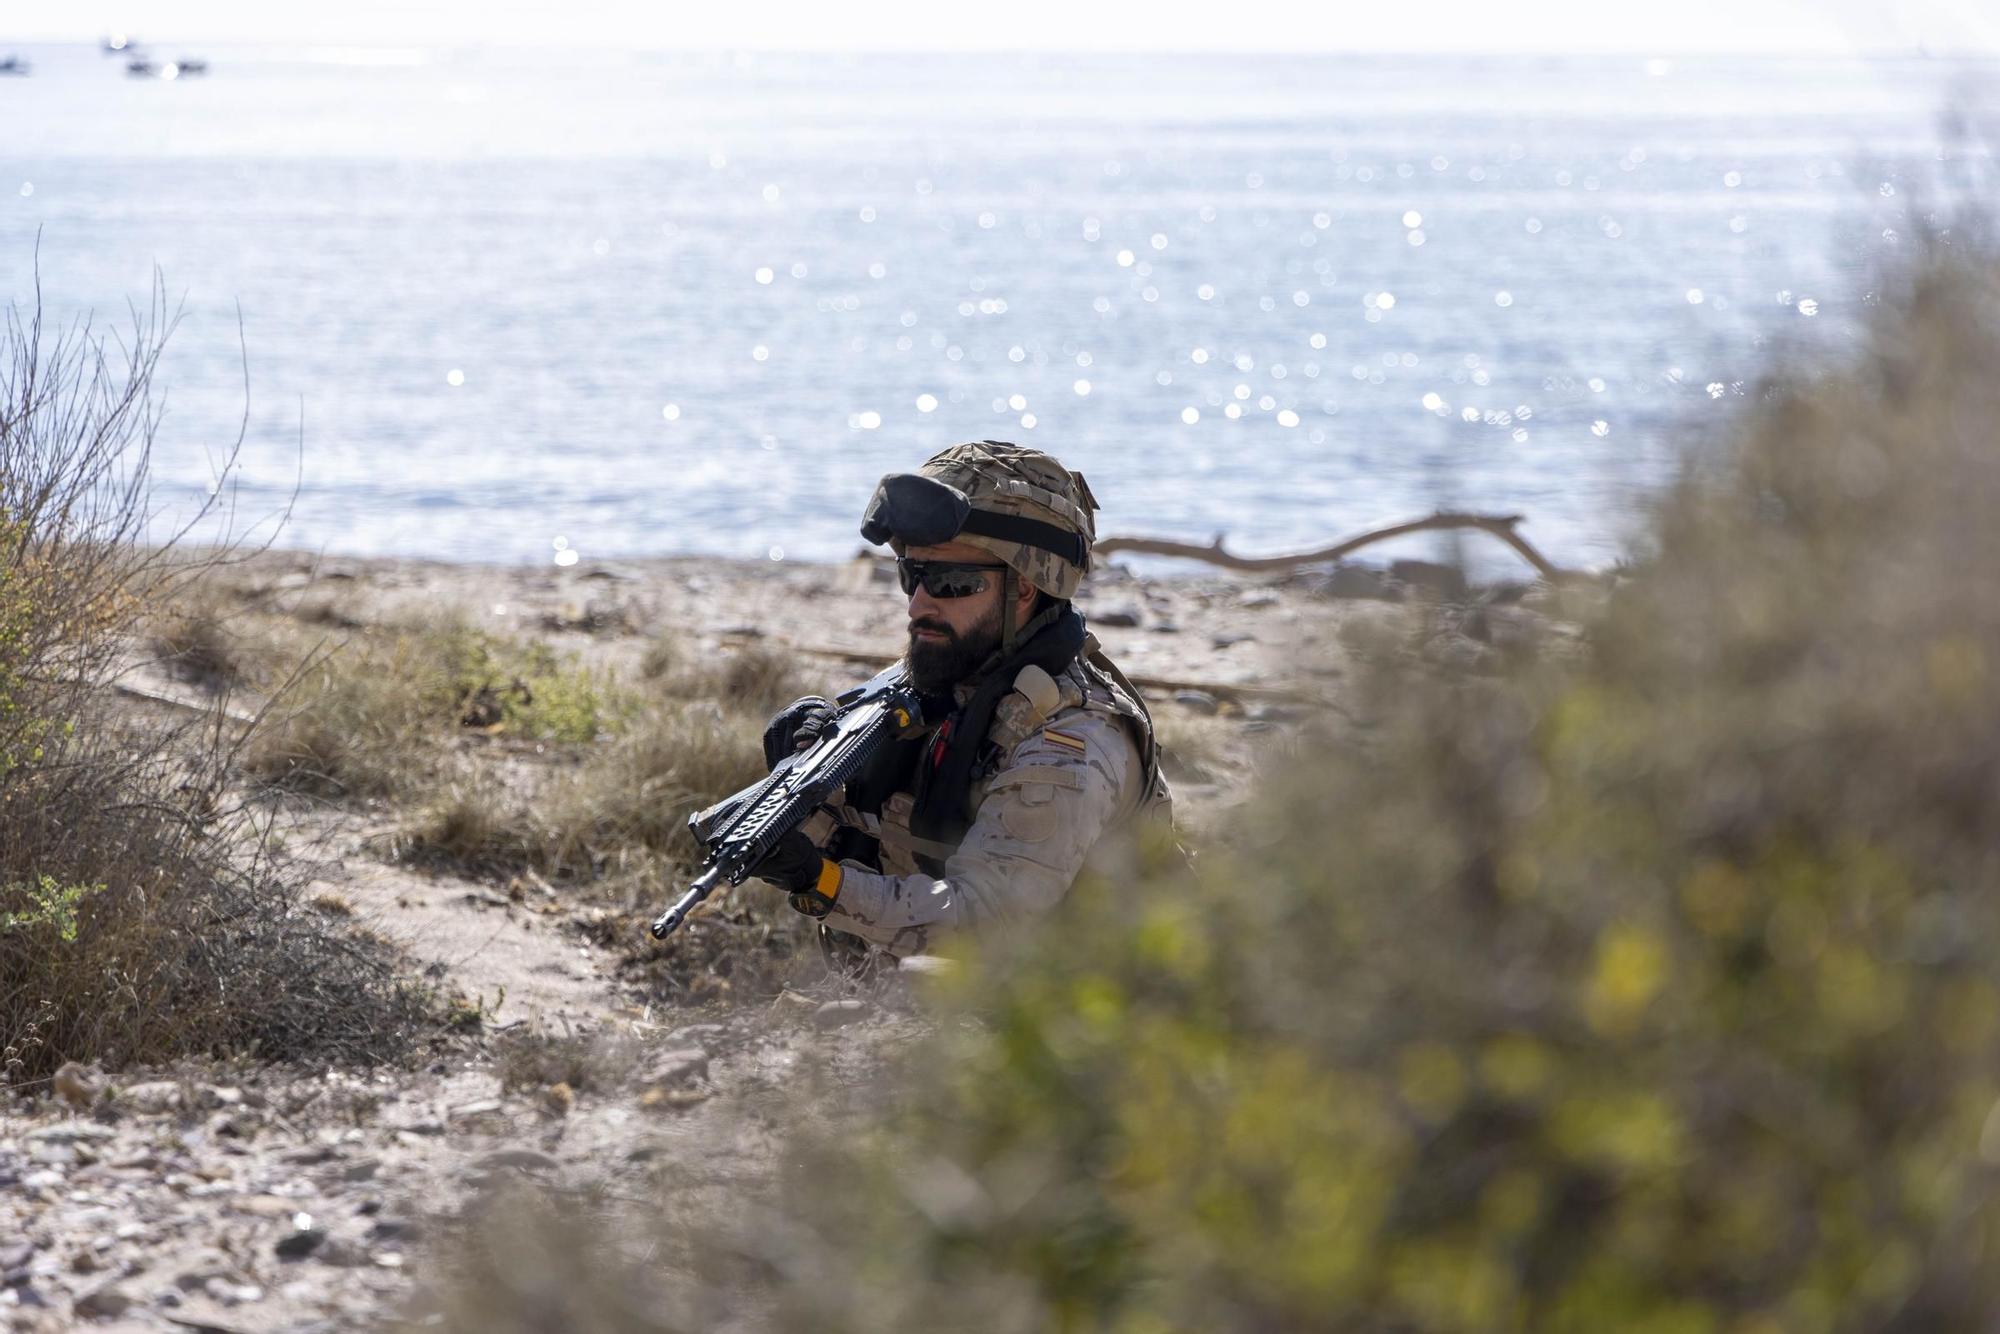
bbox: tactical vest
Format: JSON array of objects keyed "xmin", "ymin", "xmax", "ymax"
[{"xmin": 832, "ymin": 635, "xmax": 1170, "ymax": 880}]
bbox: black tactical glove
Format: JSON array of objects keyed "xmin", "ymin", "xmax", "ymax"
[
  {"xmin": 748, "ymin": 827, "xmax": 842, "ymax": 918},
  {"xmin": 762, "ymin": 695, "xmax": 836, "ymax": 770}
]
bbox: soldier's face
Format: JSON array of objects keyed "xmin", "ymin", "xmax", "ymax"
[{"xmin": 903, "ymin": 539, "xmax": 1021, "ymax": 689}]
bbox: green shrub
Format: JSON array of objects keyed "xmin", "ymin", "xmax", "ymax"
[
  {"xmin": 773, "ymin": 252, "xmax": 2000, "ymax": 1332},
  {"xmin": 0, "ymin": 875, "xmax": 104, "ymax": 941}
]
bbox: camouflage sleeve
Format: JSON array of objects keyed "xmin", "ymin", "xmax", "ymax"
[{"xmin": 818, "ymin": 712, "xmax": 1140, "ymax": 956}]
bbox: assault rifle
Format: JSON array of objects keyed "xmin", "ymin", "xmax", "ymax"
[{"xmin": 649, "ymin": 662, "xmax": 932, "ymax": 938}]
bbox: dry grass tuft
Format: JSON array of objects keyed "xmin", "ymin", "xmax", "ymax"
[
  {"xmin": 148, "ymin": 592, "xmax": 249, "ymax": 690},
  {"xmin": 402, "ymin": 701, "xmax": 768, "ymax": 881},
  {"xmin": 641, "ymin": 635, "xmax": 820, "ymax": 717},
  {"xmin": 244, "ymin": 620, "xmax": 617, "ymax": 800}
]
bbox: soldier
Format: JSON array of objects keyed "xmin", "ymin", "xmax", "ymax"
[{"xmin": 745, "ymin": 440, "xmax": 1173, "ymax": 963}]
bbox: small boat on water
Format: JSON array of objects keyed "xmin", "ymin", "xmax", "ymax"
[
  {"xmin": 0, "ymin": 54, "xmax": 29, "ymax": 76},
  {"xmin": 102, "ymin": 33, "xmax": 136, "ymax": 54},
  {"xmin": 127, "ymin": 56, "xmax": 210, "ymax": 79}
]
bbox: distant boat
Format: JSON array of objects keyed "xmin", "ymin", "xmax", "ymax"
[
  {"xmin": 175, "ymin": 58, "xmax": 209, "ymax": 76},
  {"xmin": 0, "ymin": 54, "xmax": 29, "ymax": 76},
  {"xmin": 126, "ymin": 57, "xmax": 155, "ymax": 77},
  {"xmin": 101, "ymin": 34, "xmax": 135, "ymax": 54}
]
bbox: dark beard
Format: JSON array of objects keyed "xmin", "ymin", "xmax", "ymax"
[{"xmin": 906, "ymin": 607, "xmax": 1002, "ymax": 694}]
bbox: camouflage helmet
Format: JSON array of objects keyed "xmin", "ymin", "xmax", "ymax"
[{"xmin": 860, "ymin": 440, "xmax": 1100, "ymax": 599}]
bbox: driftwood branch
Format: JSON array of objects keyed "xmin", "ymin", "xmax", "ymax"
[
  {"xmin": 111, "ymin": 679, "xmax": 259, "ymax": 727},
  {"xmin": 1095, "ymin": 511, "xmax": 1566, "ymax": 581}
]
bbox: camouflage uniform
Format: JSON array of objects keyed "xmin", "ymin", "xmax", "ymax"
[
  {"xmin": 801, "ymin": 649, "xmax": 1167, "ymax": 958},
  {"xmin": 772, "ymin": 440, "xmax": 1173, "ymax": 959}
]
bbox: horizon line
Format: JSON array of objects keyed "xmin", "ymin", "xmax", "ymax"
[{"xmin": 14, "ymin": 37, "xmax": 2000, "ymax": 60}]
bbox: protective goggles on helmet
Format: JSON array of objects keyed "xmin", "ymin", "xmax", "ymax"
[
  {"xmin": 895, "ymin": 559, "xmax": 1007, "ymax": 599},
  {"xmin": 859, "ymin": 472, "xmax": 1088, "ymax": 567}
]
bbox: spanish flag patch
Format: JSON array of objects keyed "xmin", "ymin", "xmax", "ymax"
[{"xmin": 1042, "ymin": 729, "xmax": 1088, "ymax": 754}]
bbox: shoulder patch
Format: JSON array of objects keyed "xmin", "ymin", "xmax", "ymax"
[{"xmin": 1042, "ymin": 729, "xmax": 1089, "ymax": 754}]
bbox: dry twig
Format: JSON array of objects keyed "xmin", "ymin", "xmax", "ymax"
[{"xmin": 1095, "ymin": 510, "xmax": 1567, "ymax": 580}]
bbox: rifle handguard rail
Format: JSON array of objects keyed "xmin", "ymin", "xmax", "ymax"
[{"xmin": 649, "ymin": 665, "xmax": 928, "ymax": 938}]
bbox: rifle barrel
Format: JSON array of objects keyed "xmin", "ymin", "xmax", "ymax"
[{"xmin": 650, "ymin": 865, "xmax": 724, "ymax": 939}]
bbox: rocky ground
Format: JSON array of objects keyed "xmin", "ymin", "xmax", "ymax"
[{"xmin": 0, "ymin": 546, "xmax": 1574, "ymax": 1331}]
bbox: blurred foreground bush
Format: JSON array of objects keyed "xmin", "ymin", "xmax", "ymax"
[
  {"xmin": 445, "ymin": 252, "xmax": 2000, "ymax": 1329},
  {"xmin": 744, "ymin": 255, "xmax": 2000, "ymax": 1332},
  {"xmin": 1, "ymin": 281, "xmax": 433, "ymax": 1083}
]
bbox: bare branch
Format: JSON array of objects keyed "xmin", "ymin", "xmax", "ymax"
[{"xmin": 1094, "ymin": 511, "xmax": 1571, "ymax": 580}]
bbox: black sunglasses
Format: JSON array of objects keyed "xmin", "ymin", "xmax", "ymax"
[{"xmin": 896, "ymin": 559, "xmax": 1008, "ymax": 599}]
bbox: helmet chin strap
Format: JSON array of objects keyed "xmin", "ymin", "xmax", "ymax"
[
  {"xmin": 971, "ymin": 571, "xmax": 1065, "ymax": 685},
  {"xmin": 1000, "ymin": 568, "xmax": 1018, "ymax": 654}
]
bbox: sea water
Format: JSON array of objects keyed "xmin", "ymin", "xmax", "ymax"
[{"xmin": 4, "ymin": 44, "xmax": 1993, "ymax": 573}]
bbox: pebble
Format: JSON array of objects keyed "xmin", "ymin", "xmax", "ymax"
[
  {"xmin": 117, "ymin": 1080, "xmax": 185, "ymax": 1114},
  {"xmin": 233, "ymin": 1194, "xmax": 299, "ymax": 1218},
  {"xmin": 1092, "ymin": 606, "xmax": 1143, "ymax": 628},
  {"xmin": 206, "ymin": 1277, "xmax": 265, "ymax": 1305},
  {"xmin": 25, "ymin": 1122, "xmax": 115, "ymax": 1145},
  {"xmin": 1237, "ymin": 589, "xmax": 1279, "ymax": 608},
  {"xmin": 73, "ymin": 1281, "xmax": 132, "ymax": 1318},
  {"xmin": 275, "ymin": 1226, "xmax": 328, "ymax": 1260},
  {"xmin": 1308, "ymin": 564, "xmax": 1400, "ymax": 601},
  {"xmin": 1173, "ymin": 689, "xmax": 1219, "ymax": 716},
  {"xmin": 1390, "ymin": 558, "xmax": 1470, "ymax": 600},
  {"xmin": 475, "ymin": 1148, "xmax": 560, "ymax": 1173},
  {"xmin": 173, "ymin": 1255, "xmax": 231, "ymax": 1291},
  {"xmin": 1211, "ymin": 632, "xmax": 1255, "ymax": 649},
  {"xmin": 813, "ymin": 1000, "xmax": 870, "ymax": 1029},
  {"xmin": 641, "ymin": 1048, "xmax": 710, "ymax": 1088}
]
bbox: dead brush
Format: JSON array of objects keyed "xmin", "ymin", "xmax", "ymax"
[
  {"xmin": 1151, "ymin": 709, "xmax": 1235, "ymax": 786},
  {"xmin": 0, "ymin": 269, "xmax": 439, "ymax": 1083},
  {"xmin": 148, "ymin": 593, "xmax": 246, "ymax": 690},
  {"xmin": 641, "ymin": 635, "xmax": 821, "ymax": 717},
  {"xmin": 533, "ymin": 702, "xmax": 768, "ymax": 871},
  {"xmin": 404, "ymin": 773, "xmax": 549, "ymax": 875},
  {"xmin": 400, "ymin": 701, "xmax": 767, "ymax": 880},
  {"xmin": 244, "ymin": 636, "xmax": 455, "ymax": 800},
  {"xmin": 603, "ymin": 876, "xmax": 821, "ymax": 1004}
]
